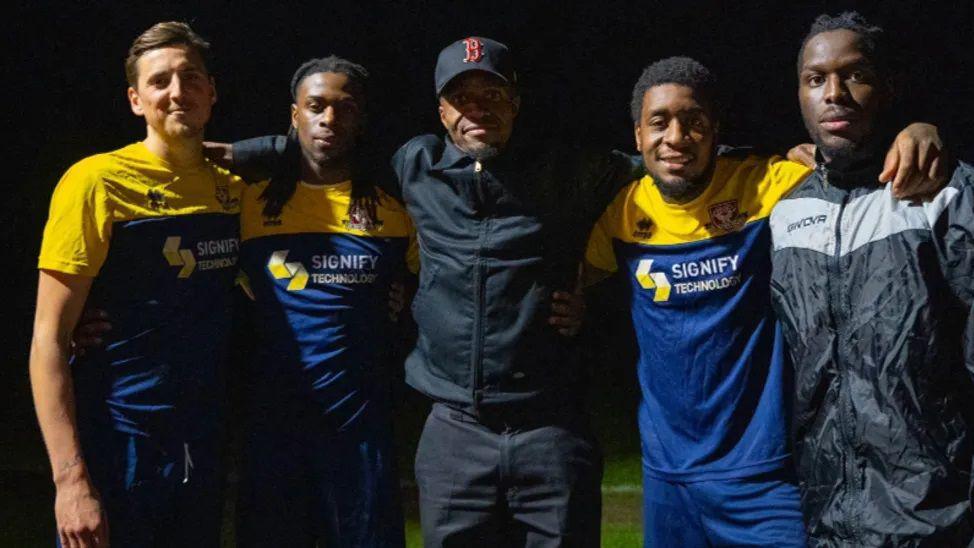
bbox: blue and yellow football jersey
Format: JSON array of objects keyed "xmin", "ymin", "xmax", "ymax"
[
  {"xmin": 39, "ymin": 142, "xmax": 243, "ymax": 441},
  {"xmin": 239, "ymin": 179, "xmax": 417, "ymax": 431},
  {"xmin": 586, "ymin": 154, "xmax": 810, "ymax": 480}
]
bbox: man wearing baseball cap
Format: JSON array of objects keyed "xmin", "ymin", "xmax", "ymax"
[{"xmin": 392, "ymin": 36, "xmax": 622, "ymax": 545}]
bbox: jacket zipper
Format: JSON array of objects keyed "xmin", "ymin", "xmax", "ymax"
[
  {"xmin": 823, "ymin": 171, "xmax": 859, "ymax": 540},
  {"xmin": 471, "ymin": 160, "xmax": 486, "ymax": 410}
]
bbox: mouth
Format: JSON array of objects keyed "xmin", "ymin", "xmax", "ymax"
[
  {"xmin": 312, "ymin": 135, "xmax": 339, "ymax": 148},
  {"xmin": 819, "ymin": 111, "xmax": 860, "ymax": 133},
  {"xmin": 462, "ymin": 124, "xmax": 497, "ymax": 137},
  {"xmin": 657, "ymin": 154, "xmax": 694, "ymax": 171}
]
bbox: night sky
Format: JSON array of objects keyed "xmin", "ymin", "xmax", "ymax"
[{"xmin": 4, "ymin": 0, "xmax": 972, "ymax": 493}]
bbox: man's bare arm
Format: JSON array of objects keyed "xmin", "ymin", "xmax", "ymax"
[{"xmin": 30, "ymin": 270, "xmax": 108, "ymax": 548}]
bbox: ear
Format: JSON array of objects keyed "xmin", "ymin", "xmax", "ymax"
[
  {"xmin": 634, "ymin": 123, "xmax": 642, "ymax": 152},
  {"xmin": 128, "ymin": 86, "xmax": 144, "ymax": 117},
  {"xmin": 291, "ymin": 103, "xmax": 299, "ymax": 131},
  {"xmin": 511, "ymin": 95, "xmax": 521, "ymax": 115},
  {"xmin": 438, "ymin": 100, "xmax": 448, "ymax": 128}
]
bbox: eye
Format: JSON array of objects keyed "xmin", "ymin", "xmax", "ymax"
[
  {"xmin": 307, "ymin": 101, "xmax": 323, "ymax": 113},
  {"xmin": 648, "ymin": 117, "xmax": 667, "ymax": 129},
  {"xmin": 849, "ymin": 70, "xmax": 865, "ymax": 82},
  {"xmin": 806, "ymin": 74, "xmax": 825, "ymax": 87}
]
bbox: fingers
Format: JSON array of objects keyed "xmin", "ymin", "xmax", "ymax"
[
  {"xmin": 891, "ymin": 140, "xmax": 917, "ymax": 198},
  {"xmin": 786, "ymin": 144, "xmax": 816, "ymax": 168},
  {"xmin": 879, "ymin": 142, "xmax": 899, "ymax": 183}
]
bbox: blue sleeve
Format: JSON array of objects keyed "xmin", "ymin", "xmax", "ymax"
[{"xmin": 232, "ymin": 135, "xmax": 291, "ymax": 182}]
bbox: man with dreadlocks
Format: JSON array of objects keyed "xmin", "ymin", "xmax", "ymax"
[{"xmin": 233, "ymin": 55, "xmax": 414, "ymax": 546}]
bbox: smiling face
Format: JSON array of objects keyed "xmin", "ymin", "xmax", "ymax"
[
  {"xmin": 291, "ymin": 71, "xmax": 364, "ymax": 166},
  {"xmin": 635, "ymin": 83, "xmax": 717, "ymax": 201},
  {"xmin": 438, "ymin": 71, "xmax": 519, "ymax": 159},
  {"xmin": 799, "ymin": 29, "xmax": 891, "ymax": 161},
  {"xmin": 127, "ymin": 44, "xmax": 215, "ymax": 140}
]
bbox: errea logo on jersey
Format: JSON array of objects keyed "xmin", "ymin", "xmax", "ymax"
[
  {"xmin": 267, "ymin": 250, "xmax": 309, "ymax": 291},
  {"xmin": 635, "ymin": 259, "xmax": 671, "ymax": 302}
]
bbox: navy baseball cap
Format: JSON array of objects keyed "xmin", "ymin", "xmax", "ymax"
[{"xmin": 434, "ymin": 36, "xmax": 517, "ymax": 96}]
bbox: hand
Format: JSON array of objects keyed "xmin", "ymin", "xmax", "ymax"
[
  {"xmin": 880, "ymin": 122, "xmax": 947, "ymax": 199},
  {"xmin": 202, "ymin": 141, "xmax": 233, "ymax": 169},
  {"xmin": 55, "ymin": 477, "xmax": 109, "ymax": 548},
  {"xmin": 549, "ymin": 289, "xmax": 585, "ymax": 337},
  {"xmin": 71, "ymin": 309, "xmax": 111, "ymax": 357},
  {"xmin": 786, "ymin": 143, "xmax": 816, "ymax": 168},
  {"xmin": 388, "ymin": 281, "xmax": 406, "ymax": 322}
]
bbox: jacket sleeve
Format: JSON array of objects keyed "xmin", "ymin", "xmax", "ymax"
[
  {"xmin": 932, "ymin": 164, "xmax": 974, "ymax": 504},
  {"xmin": 231, "ymin": 134, "xmax": 291, "ymax": 182}
]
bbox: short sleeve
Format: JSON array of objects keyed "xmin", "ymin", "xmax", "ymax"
[
  {"xmin": 585, "ymin": 205, "xmax": 619, "ymax": 273},
  {"xmin": 38, "ymin": 161, "xmax": 113, "ymax": 277}
]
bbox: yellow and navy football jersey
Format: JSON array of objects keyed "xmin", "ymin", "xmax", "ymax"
[
  {"xmin": 239, "ymin": 180, "xmax": 416, "ymax": 431},
  {"xmin": 586, "ymin": 154, "xmax": 810, "ymax": 480},
  {"xmin": 38, "ymin": 142, "xmax": 243, "ymax": 440}
]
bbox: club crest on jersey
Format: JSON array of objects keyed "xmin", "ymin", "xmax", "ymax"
[
  {"xmin": 462, "ymin": 38, "xmax": 483, "ymax": 63},
  {"xmin": 147, "ymin": 189, "xmax": 168, "ymax": 210},
  {"xmin": 215, "ymin": 181, "xmax": 240, "ymax": 212},
  {"xmin": 706, "ymin": 200, "xmax": 747, "ymax": 232},
  {"xmin": 342, "ymin": 203, "xmax": 383, "ymax": 232},
  {"xmin": 632, "ymin": 217, "xmax": 654, "ymax": 239}
]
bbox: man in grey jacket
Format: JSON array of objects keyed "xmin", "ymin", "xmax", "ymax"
[{"xmin": 770, "ymin": 12, "xmax": 974, "ymax": 546}]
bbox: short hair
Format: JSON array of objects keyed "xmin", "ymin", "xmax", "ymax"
[
  {"xmin": 630, "ymin": 56, "xmax": 718, "ymax": 123},
  {"xmin": 797, "ymin": 12, "xmax": 889, "ymax": 75},
  {"xmin": 290, "ymin": 55, "xmax": 369, "ymax": 101},
  {"xmin": 125, "ymin": 21, "xmax": 211, "ymax": 86}
]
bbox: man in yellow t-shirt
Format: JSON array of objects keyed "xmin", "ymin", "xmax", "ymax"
[{"xmin": 30, "ymin": 22, "xmax": 242, "ymax": 547}]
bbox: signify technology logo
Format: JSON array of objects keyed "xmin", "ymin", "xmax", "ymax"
[
  {"xmin": 635, "ymin": 259, "xmax": 671, "ymax": 302},
  {"xmin": 267, "ymin": 250, "xmax": 309, "ymax": 291}
]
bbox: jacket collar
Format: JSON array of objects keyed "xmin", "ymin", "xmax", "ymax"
[
  {"xmin": 431, "ymin": 136, "xmax": 473, "ymax": 171},
  {"xmin": 814, "ymin": 136, "xmax": 888, "ymax": 188}
]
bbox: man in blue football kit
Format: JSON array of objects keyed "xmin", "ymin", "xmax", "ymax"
[
  {"xmin": 583, "ymin": 57, "xmax": 945, "ymax": 547},
  {"xmin": 233, "ymin": 56, "xmax": 414, "ymax": 547},
  {"xmin": 31, "ymin": 22, "xmax": 241, "ymax": 547}
]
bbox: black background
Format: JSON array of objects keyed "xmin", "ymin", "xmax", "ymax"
[{"xmin": 3, "ymin": 0, "xmax": 973, "ymax": 539}]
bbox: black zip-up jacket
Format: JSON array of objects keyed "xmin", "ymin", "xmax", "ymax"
[
  {"xmin": 232, "ymin": 134, "xmax": 635, "ymax": 413},
  {"xmin": 392, "ymin": 135, "xmax": 634, "ymax": 412},
  {"xmin": 769, "ymin": 153, "xmax": 974, "ymax": 547}
]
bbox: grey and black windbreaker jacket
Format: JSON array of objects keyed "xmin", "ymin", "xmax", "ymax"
[{"xmin": 769, "ymin": 156, "xmax": 974, "ymax": 546}]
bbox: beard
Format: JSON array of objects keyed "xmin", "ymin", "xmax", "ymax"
[
  {"xmin": 651, "ymin": 174, "xmax": 710, "ymax": 204},
  {"xmin": 463, "ymin": 140, "xmax": 502, "ymax": 161}
]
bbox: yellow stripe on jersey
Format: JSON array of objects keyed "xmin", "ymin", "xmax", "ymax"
[
  {"xmin": 241, "ymin": 180, "xmax": 419, "ymax": 273},
  {"xmin": 38, "ymin": 142, "xmax": 243, "ymax": 277},
  {"xmin": 586, "ymin": 154, "xmax": 810, "ymax": 272}
]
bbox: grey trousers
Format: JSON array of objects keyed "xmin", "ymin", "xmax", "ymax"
[{"xmin": 415, "ymin": 402, "xmax": 603, "ymax": 547}]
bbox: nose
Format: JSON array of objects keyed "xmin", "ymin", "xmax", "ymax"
[
  {"xmin": 169, "ymin": 74, "xmax": 185, "ymax": 101},
  {"xmin": 663, "ymin": 118, "xmax": 689, "ymax": 146},
  {"xmin": 823, "ymin": 74, "xmax": 848, "ymax": 104},
  {"xmin": 320, "ymin": 105, "xmax": 335, "ymax": 126}
]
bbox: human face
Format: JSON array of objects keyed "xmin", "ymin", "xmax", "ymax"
[
  {"xmin": 291, "ymin": 71, "xmax": 363, "ymax": 167},
  {"xmin": 635, "ymin": 83, "xmax": 716, "ymax": 199},
  {"xmin": 438, "ymin": 71, "xmax": 519, "ymax": 159},
  {"xmin": 128, "ymin": 45, "xmax": 215, "ymax": 140},
  {"xmin": 799, "ymin": 29, "xmax": 891, "ymax": 161}
]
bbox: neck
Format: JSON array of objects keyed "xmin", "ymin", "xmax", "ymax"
[
  {"xmin": 143, "ymin": 127, "xmax": 205, "ymax": 168},
  {"xmin": 301, "ymin": 153, "xmax": 351, "ymax": 186}
]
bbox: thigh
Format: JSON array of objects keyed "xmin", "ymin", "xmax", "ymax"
[
  {"xmin": 642, "ymin": 475, "xmax": 709, "ymax": 548},
  {"xmin": 690, "ymin": 469, "xmax": 807, "ymax": 548},
  {"xmin": 506, "ymin": 417, "xmax": 603, "ymax": 548},
  {"xmin": 236, "ymin": 424, "xmax": 315, "ymax": 547},
  {"xmin": 414, "ymin": 404, "xmax": 504, "ymax": 547},
  {"xmin": 318, "ymin": 412, "xmax": 405, "ymax": 548}
]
